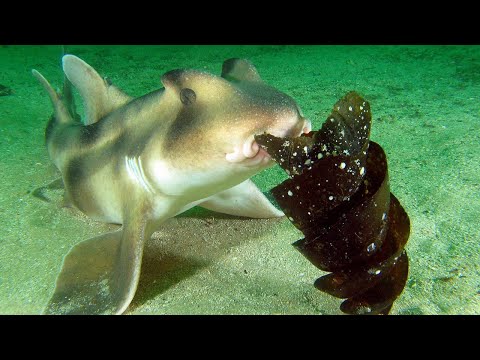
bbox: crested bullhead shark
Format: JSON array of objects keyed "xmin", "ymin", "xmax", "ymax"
[{"xmin": 32, "ymin": 54, "xmax": 311, "ymax": 315}]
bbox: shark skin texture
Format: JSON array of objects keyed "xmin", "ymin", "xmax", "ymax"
[{"xmin": 32, "ymin": 55, "xmax": 311, "ymax": 315}]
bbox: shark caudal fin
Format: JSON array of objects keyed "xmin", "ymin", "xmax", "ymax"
[{"xmin": 62, "ymin": 54, "xmax": 132, "ymax": 125}]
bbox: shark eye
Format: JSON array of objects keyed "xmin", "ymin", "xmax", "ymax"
[{"xmin": 180, "ymin": 88, "xmax": 196, "ymax": 105}]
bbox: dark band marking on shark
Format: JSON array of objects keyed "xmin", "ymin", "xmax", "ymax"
[{"xmin": 45, "ymin": 115, "xmax": 56, "ymax": 144}]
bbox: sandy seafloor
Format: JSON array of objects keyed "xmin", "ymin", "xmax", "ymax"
[{"xmin": 0, "ymin": 45, "xmax": 479, "ymax": 315}]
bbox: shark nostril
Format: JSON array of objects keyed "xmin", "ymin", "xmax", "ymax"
[
  {"xmin": 303, "ymin": 119, "xmax": 312, "ymax": 134},
  {"xmin": 243, "ymin": 136, "xmax": 260, "ymax": 158},
  {"xmin": 251, "ymin": 141, "xmax": 260, "ymax": 157}
]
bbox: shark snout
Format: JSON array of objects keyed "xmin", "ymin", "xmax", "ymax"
[{"xmin": 267, "ymin": 117, "xmax": 312, "ymax": 139}]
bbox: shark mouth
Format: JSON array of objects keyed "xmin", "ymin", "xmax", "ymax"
[{"xmin": 226, "ymin": 119, "xmax": 312, "ymax": 167}]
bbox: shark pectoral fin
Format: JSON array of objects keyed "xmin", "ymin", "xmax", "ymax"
[
  {"xmin": 62, "ymin": 55, "xmax": 132, "ymax": 125},
  {"xmin": 44, "ymin": 208, "xmax": 150, "ymax": 315},
  {"xmin": 44, "ymin": 230, "xmax": 123, "ymax": 315},
  {"xmin": 199, "ymin": 179, "xmax": 284, "ymax": 218}
]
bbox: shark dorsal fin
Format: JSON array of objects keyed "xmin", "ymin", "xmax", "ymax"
[
  {"xmin": 221, "ymin": 58, "xmax": 262, "ymax": 83},
  {"xmin": 62, "ymin": 55, "xmax": 133, "ymax": 125}
]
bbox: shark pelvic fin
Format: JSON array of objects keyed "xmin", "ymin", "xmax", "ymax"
[{"xmin": 199, "ymin": 179, "xmax": 284, "ymax": 218}]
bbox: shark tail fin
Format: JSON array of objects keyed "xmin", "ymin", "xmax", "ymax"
[{"xmin": 32, "ymin": 69, "xmax": 74, "ymax": 125}]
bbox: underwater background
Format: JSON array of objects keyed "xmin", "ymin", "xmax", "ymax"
[{"xmin": 0, "ymin": 45, "xmax": 478, "ymax": 315}]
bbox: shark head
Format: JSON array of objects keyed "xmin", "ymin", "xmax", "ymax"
[{"xmin": 147, "ymin": 58, "xmax": 311, "ymax": 198}]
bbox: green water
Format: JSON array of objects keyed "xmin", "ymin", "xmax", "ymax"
[{"xmin": 0, "ymin": 45, "xmax": 479, "ymax": 314}]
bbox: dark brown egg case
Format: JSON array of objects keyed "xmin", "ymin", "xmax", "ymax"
[{"xmin": 255, "ymin": 92, "xmax": 410, "ymax": 315}]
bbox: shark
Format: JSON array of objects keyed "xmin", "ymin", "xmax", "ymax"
[{"xmin": 32, "ymin": 54, "xmax": 311, "ymax": 315}]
